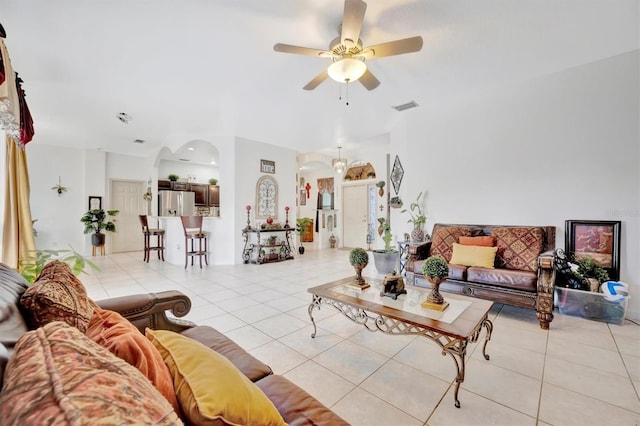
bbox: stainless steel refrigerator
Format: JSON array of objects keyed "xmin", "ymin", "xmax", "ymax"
[{"xmin": 158, "ymin": 190, "xmax": 195, "ymax": 216}]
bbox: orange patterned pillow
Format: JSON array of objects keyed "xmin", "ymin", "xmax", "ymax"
[
  {"xmin": 86, "ymin": 307, "xmax": 180, "ymax": 414},
  {"xmin": 459, "ymin": 236, "xmax": 496, "ymax": 247},
  {"xmin": 492, "ymin": 227, "xmax": 544, "ymax": 272},
  {"xmin": 20, "ymin": 261, "xmax": 94, "ymax": 333},
  {"xmin": 430, "ymin": 226, "xmax": 473, "ymax": 262},
  {"xmin": 0, "ymin": 322, "xmax": 181, "ymax": 425}
]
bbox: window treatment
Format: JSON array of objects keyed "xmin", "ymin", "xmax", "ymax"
[
  {"xmin": 0, "ymin": 31, "xmax": 36, "ymax": 267},
  {"xmin": 316, "ymin": 178, "xmax": 335, "ymax": 232},
  {"xmin": 2, "ymin": 134, "xmax": 35, "ymax": 267}
]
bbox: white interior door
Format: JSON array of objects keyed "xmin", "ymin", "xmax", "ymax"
[
  {"xmin": 342, "ymin": 184, "xmax": 370, "ymax": 248},
  {"xmin": 110, "ymin": 180, "xmax": 145, "ymax": 253}
]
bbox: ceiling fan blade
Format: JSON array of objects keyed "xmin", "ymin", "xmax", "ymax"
[
  {"xmin": 274, "ymin": 43, "xmax": 332, "ymax": 57},
  {"xmin": 358, "ymin": 69, "xmax": 380, "ymax": 91},
  {"xmin": 361, "ymin": 36, "xmax": 423, "ymax": 59},
  {"xmin": 341, "ymin": 0, "xmax": 367, "ymax": 47},
  {"xmin": 303, "ymin": 69, "xmax": 329, "ymax": 90}
]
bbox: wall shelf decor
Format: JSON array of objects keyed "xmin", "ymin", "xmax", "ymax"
[{"xmin": 391, "ymin": 155, "xmax": 404, "ymax": 195}]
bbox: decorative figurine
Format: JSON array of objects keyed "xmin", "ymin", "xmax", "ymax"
[
  {"xmin": 284, "ymin": 206, "xmax": 290, "ymax": 228},
  {"xmin": 380, "ymin": 271, "xmax": 407, "ymax": 300},
  {"xmin": 245, "ymin": 205, "xmax": 252, "ymax": 229}
]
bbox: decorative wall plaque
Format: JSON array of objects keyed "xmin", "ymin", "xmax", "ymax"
[
  {"xmin": 256, "ymin": 175, "xmax": 278, "ymax": 219},
  {"xmin": 391, "ymin": 155, "xmax": 404, "ymax": 195}
]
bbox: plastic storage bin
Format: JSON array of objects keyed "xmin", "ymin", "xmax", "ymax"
[{"xmin": 556, "ymin": 287, "xmax": 628, "ymax": 325}]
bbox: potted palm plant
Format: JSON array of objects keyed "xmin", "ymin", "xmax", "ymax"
[
  {"xmin": 295, "ymin": 217, "xmax": 313, "ymax": 254},
  {"xmin": 80, "ymin": 209, "xmax": 120, "ymax": 246},
  {"xmin": 372, "ymin": 217, "xmax": 397, "ymax": 274},
  {"xmin": 401, "ymin": 192, "xmax": 427, "ymax": 242}
]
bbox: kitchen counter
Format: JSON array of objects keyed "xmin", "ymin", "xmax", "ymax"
[{"xmin": 156, "ymin": 216, "xmax": 221, "ymax": 266}]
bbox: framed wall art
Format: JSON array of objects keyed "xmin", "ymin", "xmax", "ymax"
[
  {"xmin": 565, "ymin": 220, "xmax": 621, "ymax": 281},
  {"xmin": 255, "ymin": 175, "xmax": 278, "ymax": 219},
  {"xmin": 88, "ymin": 196, "xmax": 102, "ymax": 211}
]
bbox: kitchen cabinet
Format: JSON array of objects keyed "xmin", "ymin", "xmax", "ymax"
[
  {"xmin": 158, "ymin": 180, "xmax": 172, "ymax": 189},
  {"xmin": 191, "ymin": 183, "xmax": 209, "ymax": 206},
  {"xmin": 208, "ymin": 185, "xmax": 219, "ymax": 207}
]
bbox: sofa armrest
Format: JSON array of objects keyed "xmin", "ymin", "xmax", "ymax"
[
  {"xmin": 536, "ymin": 250, "xmax": 556, "ymax": 329},
  {"xmin": 96, "ymin": 290, "xmax": 196, "ymax": 334},
  {"xmin": 408, "ymin": 241, "xmax": 431, "ymax": 259}
]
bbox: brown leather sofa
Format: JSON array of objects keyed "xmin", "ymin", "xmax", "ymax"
[
  {"xmin": 406, "ymin": 223, "xmax": 556, "ymax": 329},
  {"xmin": 0, "ymin": 263, "xmax": 348, "ymax": 425}
]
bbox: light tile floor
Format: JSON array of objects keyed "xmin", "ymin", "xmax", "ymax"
[{"xmin": 81, "ymin": 249, "xmax": 640, "ymax": 426}]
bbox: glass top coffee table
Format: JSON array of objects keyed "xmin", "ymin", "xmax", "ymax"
[{"xmin": 308, "ymin": 277, "xmax": 494, "ymax": 408}]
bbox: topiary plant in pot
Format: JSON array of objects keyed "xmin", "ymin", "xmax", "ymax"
[
  {"xmin": 80, "ymin": 209, "xmax": 120, "ymax": 246},
  {"xmin": 349, "ymin": 247, "xmax": 369, "ymax": 288},
  {"xmin": 421, "ymin": 256, "xmax": 450, "ymax": 310}
]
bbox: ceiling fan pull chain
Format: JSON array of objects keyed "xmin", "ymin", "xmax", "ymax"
[
  {"xmin": 346, "ymin": 79, "xmax": 350, "ymax": 106},
  {"xmin": 338, "ymin": 83, "xmax": 342, "ymax": 101}
]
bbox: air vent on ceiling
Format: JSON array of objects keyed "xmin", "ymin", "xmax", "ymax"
[
  {"xmin": 392, "ymin": 101, "xmax": 419, "ymax": 111},
  {"xmin": 179, "ymin": 158, "xmax": 190, "ymax": 162},
  {"xmin": 133, "ymin": 139, "xmax": 145, "ymax": 144}
]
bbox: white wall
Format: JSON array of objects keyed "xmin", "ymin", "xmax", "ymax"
[
  {"xmin": 394, "ymin": 50, "xmax": 640, "ymax": 319},
  {"xmin": 27, "ymin": 144, "xmax": 88, "ymax": 253},
  {"xmin": 234, "ymin": 137, "xmax": 298, "ymax": 263},
  {"xmin": 158, "ymin": 160, "xmax": 219, "ymax": 184}
]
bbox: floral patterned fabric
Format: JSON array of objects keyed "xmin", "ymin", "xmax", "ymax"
[
  {"xmin": 0, "ymin": 321, "xmax": 182, "ymax": 425},
  {"xmin": 20, "ymin": 261, "xmax": 94, "ymax": 333},
  {"xmin": 429, "ymin": 225, "xmax": 473, "ymax": 262},
  {"xmin": 492, "ymin": 227, "xmax": 544, "ymax": 272}
]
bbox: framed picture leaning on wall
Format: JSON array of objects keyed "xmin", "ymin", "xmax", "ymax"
[{"xmin": 565, "ymin": 220, "xmax": 621, "ymax": 281}]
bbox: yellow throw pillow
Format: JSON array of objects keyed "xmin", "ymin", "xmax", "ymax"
[
  {"xmin": 146, "ymin": 328, "xmax": 286, "ymax": 426},
  {"xmin": 449, "ymin": 243, "xmax": 497, "ymax": 268}
]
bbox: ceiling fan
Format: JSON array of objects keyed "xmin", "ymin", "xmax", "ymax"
[{"xmin": 273, "ymin": 0, "xmax": 423, "ymax": 91}]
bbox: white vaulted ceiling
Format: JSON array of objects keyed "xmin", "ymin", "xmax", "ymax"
[{"xmin": 1, "ymin": 0, "xmax": 637, "ymax": 158}]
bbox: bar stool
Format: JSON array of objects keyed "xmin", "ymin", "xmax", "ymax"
[
  {"xmin": 180, "ymin": 215, "xmax": 208, "ymax": 268},
  {"xmin": 139, "ymin": 215, "xmax": 165, "ymax": 263}
]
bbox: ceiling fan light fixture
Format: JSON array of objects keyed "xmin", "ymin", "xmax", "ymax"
[{"xmin": 328, "ymin": 57, "xmax": 366, "ymax": 83}]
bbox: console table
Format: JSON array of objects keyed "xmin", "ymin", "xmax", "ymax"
[{"xmin": 242, "ymin": 227, "xmax": 294, "ymax": 264}]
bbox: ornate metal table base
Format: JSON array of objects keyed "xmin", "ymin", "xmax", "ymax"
[{"xmin": 308, "ymin": 294, "xmax": 493, "ymax": 408}]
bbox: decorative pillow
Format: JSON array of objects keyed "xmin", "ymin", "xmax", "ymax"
[
  {"xmin": 146, "ymin": 328, "xmax": 286, "ymax": 426},
  {"xmin": 0, "ymin": 322, "xmax": 181, "ymax": 425},
  {"xmin": 450, "ymin": 243, "xmax": 498, "ymax": 268},
  {"xmin": 492, "ymin": 227, "xmax": 544, "ymax": 272},
  {"xmin": 459, "ymin": 236, "xmax": 496, "ymax": 247},
  {"xmin": 20, "ymin": 261, "xmax": 94, "ymax": 333},
  {"xmin": 430, "ymin": 226, "xmax": 473, "ymax": 262},
  {"xmin": 86, "ymin": 307, "xmax": 180, "ymax": 414}
]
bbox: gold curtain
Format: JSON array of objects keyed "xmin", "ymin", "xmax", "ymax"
[{"xmin": 2, "ymin": 134, "xmax": 35, "ymax": 268}]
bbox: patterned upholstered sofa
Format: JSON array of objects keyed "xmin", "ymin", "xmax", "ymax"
[
  {"xmin": 406, "ymin": 223, "xmax": 556, "ymax": 329},
  {"xmin": 0, "ymin": 261, "xmax": 347, "ymax": 425}
]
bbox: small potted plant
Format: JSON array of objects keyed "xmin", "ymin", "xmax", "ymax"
[
  {"xmin": 168, "ymin": 174, "xmax": 179, "ymax": 182},
  {"xmin": 349, "ymin": 247, "xmax": 369, "ymax": 288},
  {"xmin": 401, "ymin": 192, "xmax": 427, "ymax": 242},
  {"xmin": 421, "ymin": 256, "xmax": 449, "ymax": 309},
  {"xmin": 208, "ymin": 178, "xmax": 218, "ymax": 185},
  {"xmin": 80, "ymin": 209, "xmax": 120, "ymax": 246},
  {"xmin": 375, "ymin": 180, "xmax": 385, "ymax": 197}
]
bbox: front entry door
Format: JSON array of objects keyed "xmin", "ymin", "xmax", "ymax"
[
  {"xmin": 110, "ymin": 180, "xmax": 145, "ymax": 253},
  {"xmin": 342, "ymin": 184, "xmax": 370, "ymax": 248}
]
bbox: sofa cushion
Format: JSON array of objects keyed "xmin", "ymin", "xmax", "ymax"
[
  {"xmin": 181, "ymin": 325, "xmax": 272, "ymax": 382},
  {"xmin": 256, "ymin": 374, "xmax": 350, "ymax": 426},
  {"xmin": 459, "ymin": 236, "xmax": 496, "ymax": 247},
  {"xmin": 0, "ymin": 321, "xmax": 181, "ymax": 425},
  {"xmin": 492, "ymin": 227, "xmax": 544, "ymax": 272},
  {"xmin": 0, "ymin": 263, "xmax": 29, "ymax": 347},
  {"xmin": 467, "ymin": 267, "xmax": 538, "ymax": 292},
  {"xmin": 450, "ymin": 243, "xmax": 498, "ymax": 269},
  {"xmin": 86, "ymin": 306, "xmax": 180, "ymax": 414},
  {"xmin": 146, "ymin": 328, "xmax": 286, "ymax": 426},
  {"xmin": 447, "ymin": 263, "xmax": 468, "ymax": 281},
  {"xmin": 430, "ymin": 226, "xmax": 473, "ymax": 262},
  {"xmin": 19, "ymin": 261, "xmax": 94, "ymax": 333}
]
